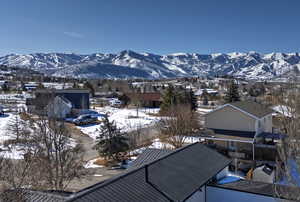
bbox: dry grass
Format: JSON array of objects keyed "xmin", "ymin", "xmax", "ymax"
[
  {"xmin": 19, "ymin": 112, "xmax": 32, "ymax": 121},
  {"xmin": 94, "ymin": 158, "xmax": 108, "ymax": 166}
]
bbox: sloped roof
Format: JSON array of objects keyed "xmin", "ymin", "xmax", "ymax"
[
  {"xmin": 68, "ymin": 168, "xmax": 169, "ymax": 202},
  {"xmin": 36, "ymin": 89, "xmax": 90, "ymax": 94},
  {"xmin": 129, "ymin": 148, "xmax": 172, "ymax": 170},
  {"xmin": 147, "ymin": 143, "xmax": 231, "ymax": 201},
  {"xmin": 230, "ymin": 100, "xmax": 274, "ymax": 118},
  {"xmin": 1, "ymin": 189, "xmax": 71, "ymax": 202},
  {"xmin": 67, "ymin": 143, "xmax": 231, "ymax": 202}
]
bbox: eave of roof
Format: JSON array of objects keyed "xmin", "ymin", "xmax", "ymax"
[{"xmin": 205, "ymin": 101, "xmax": 274, "ymax": 120}]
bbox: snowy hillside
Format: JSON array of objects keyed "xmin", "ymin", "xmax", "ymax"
[{"xmin": 1, "ymin": 50, "xmax": 300, "ymax": 80}]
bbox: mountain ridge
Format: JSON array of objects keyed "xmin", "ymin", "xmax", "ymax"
[{"xmin": 1, "ymin": 50, "xmax": 300, "ymax": 80}]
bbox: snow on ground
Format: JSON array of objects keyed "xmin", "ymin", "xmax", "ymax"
[
  {"xmin": 272, "ymin": 105, "xmax": 293, "ymax": 117},
  {"xmin": 78, "ymin": 107, "xmax": 160, "ymax": 140},
  {"xmin": 0, "ymin": 113, "xmax": 77, "ymax": 159},
  {"xmin": 0, "ymin": 113, "xmax": 18, "ymax": 143},
  {"xmin": 197, "ymin": 107, "xmax": 213, "ymax": 114},
  {"xmin": 0, "ymin": 93, "xmax": 31, "ymax": 102},
  {"xmin": 0, "ymin": 144, "xmax": 26, "ymax": 160},
  {"xmin": 84, "ymin": 158, "xmax": 104, "ymax": 168},
  {"xmin": 131, "ymin": 138, "xmax": 175, "ymax": 155},
  {"xmin": 131, "ymin": 137, "xmax": 204, "ymax": 155}
]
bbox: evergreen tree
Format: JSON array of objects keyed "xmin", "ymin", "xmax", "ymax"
[
  {"xmin": 2, "ymin": 83, "xmax": 10, "ymax": 92},
  {"xmin": 202, "ymin": 90, "xmax": 209, "ymax": 105},
  {"xmin": 160, "ymin": 85, "xmax": 177, "ymax": 113},
  {"xmin": 37, "ymin": 82, "xmax": 45, "ymax": 89},
  {"xmin": 224, "ymin": 80, "xmax": 240, "ymax": 103},
  {"xmin": 160, "ymin": 86, "xmax": 198, "ymax": 112},
  {"xmin": 20, "ymin": 81, "xmax": 27, "ymax": 91},
  {"xmin": 83, "ymin": 81, "xmax": 95, "ymax": 97},
  {"xmin": 94, "ymin": 115, "xmax": 129, "ymax": 160},
  {"xmin": 189, "ymin": 90, "xmax": 198, "ymax": 111},
  {"xmin": 72, "ymin": 82, "xmax": 80, "ymax": 89}
]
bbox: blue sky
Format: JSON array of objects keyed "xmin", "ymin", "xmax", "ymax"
[{"xmin": 1, "ymin": 0, "xmax": 300, "ymax": 56}]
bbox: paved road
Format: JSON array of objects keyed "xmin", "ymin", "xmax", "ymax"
[{"xmin": 66, "ymin": 123, "xmax": 99, "ymax": 161}]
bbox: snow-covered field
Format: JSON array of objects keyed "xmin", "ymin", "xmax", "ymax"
[
  {"xmin": 77, "ymin": 107, "xmax": 160, "ymax": 140},
  {"xmin": 0, "ymin": 93, "xmax": 31, "ymax": 102}
]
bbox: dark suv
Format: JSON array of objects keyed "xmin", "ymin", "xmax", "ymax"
[{"xmin": 74, "ymin": 114, "xmax": 98, "ymax": 126}]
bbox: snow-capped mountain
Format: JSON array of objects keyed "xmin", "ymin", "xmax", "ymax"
[{"xmin": 1, "ymin": 50, "xmax": 300, "ymax": 80}]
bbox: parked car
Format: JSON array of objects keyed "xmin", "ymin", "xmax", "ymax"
[{"xmin": 74, "ymin": 114, "xmax": 98, "ymax": 126}]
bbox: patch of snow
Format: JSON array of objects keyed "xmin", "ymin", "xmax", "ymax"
[
  {"xmin": 77, "ymin": 107, "xmax": 160, "ymax": 140},
  {"xmin": 84, "ymin": 158, "xmax": 104, "ymax": 169},
  {"xmin": 0, "ymin": 145, "xmax": 26, "ymax": 160}
]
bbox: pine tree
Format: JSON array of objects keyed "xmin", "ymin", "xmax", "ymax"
[
  {"xmin": 37, "ymin": 82, "xmax": 45, "ymax": 89},
  {"xmin": 188, "ymin": 90, "xmax": 198, "ymax": 111},
  {"xmin": 160, "ymin": 85, "xmax": 177, "ymax": 113},
  {"xmin": 224, "ymin": 80, "xmax": 240, "ymax": 103},
  {"xmin": 94, "ymin": 115, "xmax": 129, "ymax": 160},
  {"xmin": 202, "ymin": 90, "xmax": 209, "ymax": 105},
  {"xmin": 83, "ymin": 81, "xmax": 95, "ymax": 97},
  {"xmin": 72, "ymin": 82, "xmax": 80, "ymax": 89}
]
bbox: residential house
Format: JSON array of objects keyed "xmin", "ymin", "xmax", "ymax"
[
  {"xmin": 202, "ymin": 100, "xmax": 282, "ymax": 175},
  {"xmin": 205, "ymin": 100, "xmax": 273, "ymax": 134},
  {"xmin": 195, "ymin": 88, "xmax": 219, "ymax": 97},
  {"xmin": 17, "ymin": 143, "xmax": 298, "ymax": 202},
  {"xmin": 47, "ymin": 96, "xmax": 73, "ymax": 119},
  {"xmin": 126, "ymin": 92, "xmax": 162, "ymax": 108},
  {"xmin": 26, "ymin": 89, "xmax": 90, "ymax": 117}
]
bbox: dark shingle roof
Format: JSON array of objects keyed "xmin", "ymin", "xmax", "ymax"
[
  {"xmin": 1, "ymin": 189, "xmax": 70, "ymax": 202},
  {"xmin": 68, "ymin": 168, "xmax": 169, "ymax": 202},
  {"xmin": 41, "ymin": 143, "xmax": 230, "ymax": 202},
  {"xmin": 147, "ymin": 143, "xmax": 231, "ymax": 201},
  {"xmin": 129, "ymin": 148, "xmax": 172, "ymax": 170},
  {"xmin": 230, "ymin": 100, "xmax": 274, "ymax": 118}
]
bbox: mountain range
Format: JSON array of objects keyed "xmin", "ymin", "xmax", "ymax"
[{"xmin": 1, "ymin": 50, "xmax": 300, "ymax": 80}]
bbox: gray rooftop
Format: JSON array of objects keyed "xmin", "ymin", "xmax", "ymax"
[
  {"xmin": 67, "ymin": 143, "xmax": 231, "ymax": 202},
  {"xmin": 14, "ymin": 143, "xmax": 231, "ymax": 202},
  {"xmin": 129, "ymin": 148, "xmax": 172, "ymax": 170},
  {"xmin": 230, "ymin": 100, "xmax": 274, "ymax": 118},
  {"xmin": 35, "ymin": 89, "xmax": 90, "ymax": 94}
]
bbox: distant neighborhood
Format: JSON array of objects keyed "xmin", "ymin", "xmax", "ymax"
[{"xmin": 0, "ymin": 72, "xmax": 299, "ymax": 202}]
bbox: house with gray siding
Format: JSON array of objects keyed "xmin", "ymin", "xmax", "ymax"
[{"xmin": 202, "ymin": 100, "xmax": 282, "ymax": 174}]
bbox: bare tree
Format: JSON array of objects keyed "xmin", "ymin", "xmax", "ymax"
[
  {"xmin": 24, "ymin": 116, "xmax": 85, "ymax": 190},
  {"xmin": 132, "ymin": 95, "xmax": 141, "ymax": 118},
  {"xmin": 6, "ymin": 114, "xmax": 29, "ymax": 141},
  {"xmin": 158, "ymin": 104, "xmax": 201, "ymax": 148},
  {"xmin": 271, "ymin": 84, "xmax": 300, "ymax": 200},
  {"xmin": 0, "ymin": 135, "xmax": 41, "ymax": 201}
]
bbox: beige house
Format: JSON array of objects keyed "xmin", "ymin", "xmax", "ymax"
[{"xmin": 205, "ymin": 101, "xmax": 274, "ymax": 136}]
